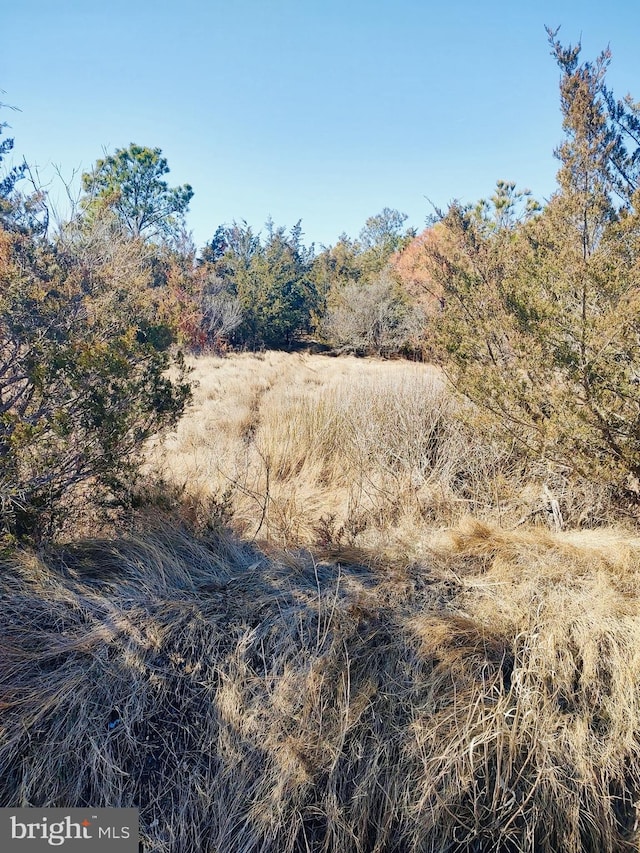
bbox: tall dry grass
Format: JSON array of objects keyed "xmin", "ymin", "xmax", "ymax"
[
  {"xmin": 2, "ymin": 522, "xmax": 640, "ymax": 851},
  {"xmin": 147, "ymin": 351, "xmax": 621, "ymax": 557},
  {"xmin": 4, "ymin": 351, "xmax": 639, "ymax": 851},
  {"xmin": 147, "ymin": 352, "xmax": 533, "ymax": 555}
]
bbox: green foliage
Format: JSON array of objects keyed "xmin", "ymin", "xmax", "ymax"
[
  {"xmin": 203, "ymin": 219, "xmax": 317, "ymax": 349},
  {"xmin": 473, "ymin": 180, "xmax": 541, "ymax": 230},
  {"xmin": 199, "ymin": 210, "xmax": 415, "ymax": 351},
  {"xmin": 308, "ymin": 234, "xmax": 363, "ymax": 324},
  {"xmin": 238, "ymin": 221, "xmax": 316, "ymax": 348},
  {"xmin": 0, "ymin": 212, "xmax": 191, "ymax": 541},
  {"xmin": 0, "ymin": 115, "xmax": 23, "ymax": 200},
  {"xmin": 358, "ymin": 207, "xmax": 415, "ymax": 268},
  {"xmin": 81, "ymin": 143, "xmax": 193, "ymax": 240},
  {"xmin": 426, "ymin": 32, "xmax": 640, "ymax": 491},
  {"xmin": 312, "ymin": 208, "xmax": 413, "ymax": 293},
  {"xmin": 0, "ymin": 103, "xmax": 27, "ymax": 229}
]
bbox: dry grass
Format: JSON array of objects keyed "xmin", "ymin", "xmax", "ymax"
[
  {"xmin": 147, "ymin": 352, "xmax": 534, "ymax": 555},
  {"xmin": 4, "ymin": 351, "xmax": 639, "ymax": 851},
  {"xmin": 147, "ymin": 352, "xmax": 625, "ymax": 558},
  {"xmin": 3, "ymin": 521, "xmax": 640, "ymax": 851}
]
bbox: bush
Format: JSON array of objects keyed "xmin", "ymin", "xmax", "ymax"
[
  {"xmin": 423, "ymin": 37, "xmax": 640, "ymax": 495},
  {"xmin": 0, "ymin": 217, "xmax": 190, "ymax": 541}
]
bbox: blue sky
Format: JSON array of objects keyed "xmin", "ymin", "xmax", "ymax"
[{"xmin": 3, "ymin": 0, "xmax": 639, "ymax": 249}]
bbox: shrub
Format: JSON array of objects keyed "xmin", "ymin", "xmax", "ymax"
[
  {"xmin": 0, "ymin": 217, "xmax": 190, "ymax": 541},
  {"xmin": 423, "ymin": 37, "xmax": 640, "ymax": 494},
  {"xmin": 321, "ymin": 270, "xmax": 425, "ymax": 356}
]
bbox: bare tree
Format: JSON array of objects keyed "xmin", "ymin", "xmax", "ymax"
[
  {"xmin": 321, "ymin": 270, "xmax": 425, "ymax": 356},
  {"xmin": 200, "ymin": 275, "xmax": 243, "ymax": 350}
]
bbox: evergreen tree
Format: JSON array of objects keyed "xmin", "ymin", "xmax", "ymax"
[
  {"xmin": 82, "ymin": 144, "xmax": 193, "ymax": 241},
  {"xmin": 203, "ymin": 220, "xmax": 317, "ymax": 349},
  {"xmin": 424, "ymin": 32, "xmax": 640, "ymax": 490}
]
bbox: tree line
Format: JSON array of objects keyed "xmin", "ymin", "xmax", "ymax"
[
  {"xmin": 61, "ymin": 141, "xmax": 424, "ymax": 357},
  {"xmin": 2, "ymin": 27, "xmax": 640, "ymax": 540}
]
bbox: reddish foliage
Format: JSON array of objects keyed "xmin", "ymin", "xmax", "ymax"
[{"xmin": 390, "ymin": 226, "xmax": 446, "ymax": 316}]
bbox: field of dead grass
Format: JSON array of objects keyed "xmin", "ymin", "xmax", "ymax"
[
  {"xmin": 3, "ymin": 520, "xmax": 640, "ymax": 851},
  {"xmin": 146, "ymin": 351, "xmax": 618, "ymax": 555},
  {"xmin": 3, "ymin": 351, "xmax": 640, "ymax": 851},
  {"xmin": 146, "ymin": 352, "xmax": 513, "ymax": 555}
]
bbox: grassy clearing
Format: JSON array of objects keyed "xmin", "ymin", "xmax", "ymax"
[
  {"xmin": 147, "ymin": 352, "xmax": 525, "ymax": 555},
  {"xmin": 147, "ymin": 351, "xmax": 620, "ymax": 556},
  {"xmin": 2, "ymin": 522, "xmax": 640, "ymax": 851},
  {"xmin": 4, "ymin": 351, "xmax": 639, "ymax": 851}
]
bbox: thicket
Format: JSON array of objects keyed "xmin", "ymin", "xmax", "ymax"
[
  {"xmin": 312, "ymin": 209, "xmax": 421, "ymax": 355},
  {"xmin": 200, "ymin": 219, "xmax": 317, "ymax": 349},
  {"xmin": 319, "ymin": 269, "xmax": 425, "ymax": 357},
  {"xmin": 195, "ymin": 209, "xmax": 421, "ymax": 354}
]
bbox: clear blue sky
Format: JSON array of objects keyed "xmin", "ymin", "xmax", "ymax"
[{"xmin": 3, "ymin": 0, "xmax": 639, "ymax": 250}]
